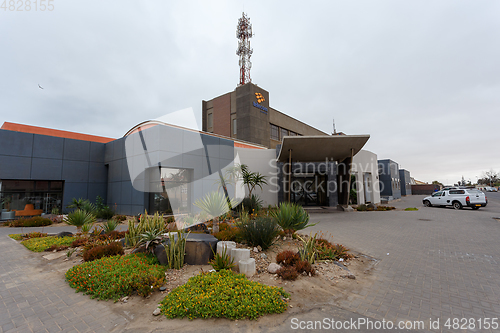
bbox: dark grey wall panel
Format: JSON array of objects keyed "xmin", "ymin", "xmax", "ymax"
[
  {"xmin": 90, "ymin": 142, "xmax": 106, "ymax": 163},
  {"xmin": 107, "ymin": 181, "xmax": 121, "ymax": 207},
  {"xmin": 88, "ymin": 162, "xmax": 107, "ymax": 183},
  {"xmin": 32, "ymin": 135, "xmax": 64, "ymax": 159},
  {"xmin": 0, "ymin": 130, "xmax": 33, "ymax": 157},
  {"xmin": 104, "ymin": 141, "xmax": 114, "ymax": 163},
  {"xmin": 108, "ymin": 160, "xmax": 123, "ymax": 183},
  {"xmin": 62, "ymin": 160, "xmax": 89, "ymax": 182},
  {"xmin": 63, "ymin": 182, "xmax": 88, "ymax": 212},
  {"xmin": 131, "ymin": 205, "xmax": 144, "ymax": 216},
  {"xmin": 113, "ymin": 138, "xmax": 126, "ymax": 161},
  {"xmin": 31, "ymin": 158, "xmax": 62, "ymax": 180},
  {"xmin": 87, "ymin": 183, "xmax": 107, "ymax": 203},
  {"xmin": 202, "ymin": 135, "xmax": 220, "ymax": 158},
  {"xmin": 182, "ymin": 154, "xmax": 203, "ymax": 181},
  {"xmin": 121, "ymin": 160, "xmax": 131, "ymax": 182},
  {"xmin": 0, "ymin": 155, "xmax": 32, "ymax": 179},
  {"xmin": 131, "ymin": 187, "xmax": 145, "ymax": 207},
  {"xmin": 63, "ymin": 139, "xmax": 90, "ymax": 161},
  {"xmin": 120, "ymin": 181, "xmax": 132, "ymax": 205}
]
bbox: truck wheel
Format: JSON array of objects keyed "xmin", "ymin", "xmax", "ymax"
[
  {"xmin": 452, "ymin": 201, "xmax": 462, "ymax": 210},
  {"xmin": 423, "ymin": 200, "xmax": 432, "ymax": 207}
]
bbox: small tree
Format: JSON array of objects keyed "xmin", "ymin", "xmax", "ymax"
[
  {"xmin": 240, "ymin": 164, "xmax": 268, "ymax": 197},
  {"xmin": 194, "ymin": 191, "xmax": 239, "ymax": 233}
]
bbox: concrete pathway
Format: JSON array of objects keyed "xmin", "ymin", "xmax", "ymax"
[{"xmin": 305, "ymin": 193, "xmax": 500, "ymax": 332}]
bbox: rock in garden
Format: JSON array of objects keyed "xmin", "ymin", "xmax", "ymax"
[
  {"xmin": 153, "ymin": 308, "xmax": 161, "ymax": 316},
  {"xmin": 154, "ymin": 244, "xmax": 168, "ymax": 266},
  {"xmin": 260, "ymin": 253, "xmax": 268, "ymax": 259},
  {"xmin": 347, "ymin": 274, "xmax": 356, "ymax": 279},
  {"xmin": 257, "ymin": 245, "xmax": 262, "ymax": 252},
  {"xmin": 268, "ymin": 263, "xmax": 281, "ymax": 274},
  {"xmin": 253, "ymin": 247, "xmax": 259, "ymax": 253},
  {"xmin": 56, "ymin": 231, "xmax": 73, "ymax": 238},
  {"xmin": 159, "ymin": 287, "xmax": 167, "ymax": 292}
]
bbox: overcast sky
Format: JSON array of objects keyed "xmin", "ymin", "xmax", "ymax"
[{"xmin": 1, "ymin": 0, "xmax": 499, "ymax": 184}]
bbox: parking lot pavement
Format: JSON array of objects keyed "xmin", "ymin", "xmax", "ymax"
[
  {"xmin": 305, "ymin": 194, "xmax": 500, "ymax": 332},
  {"xmin": 0, "ymin": 226, "xmax": 129, "ymax": 333}
]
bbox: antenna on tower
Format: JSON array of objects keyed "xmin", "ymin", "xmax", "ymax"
[
  {"xmin": 236, "ymin": 12, "xmax": 253, "ymax": 86},
  {"xmin": 332, "ymin": 118, "xmax": 337, "ymax": 135}
]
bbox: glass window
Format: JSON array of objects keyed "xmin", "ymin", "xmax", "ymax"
[
  {"xmin": 289, "ymin": 131, "xmax": 297, "ymax": 136},
  {"xmin": 432, "ymin": 191, "xmax": 443, "ymax": 197},
  {"xmin": 207, "ymin": 113, "xmax": 213, "ymax": 129},
  {"xmin": 0, "ymin": 180, "xmax": 64, "ymax": 214},
  {"xmin": 233, "ymin": 118, "xmax": 237, "ymax": 135},
  {"xmin": 280, "ymin": 128, "xmax": 288, "ymax": 139},
  {"xmin": 149, "ymin": 167, "xmax": 191, "ymax": 215},
  {"xmin": 270, "ymin": 124, "xmax": 279, "ymax": 141}
]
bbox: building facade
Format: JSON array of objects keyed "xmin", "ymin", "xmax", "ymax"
[
  {"xmin": 399, "ymin": 169, "xmax": 412, "ymax": 196},
  {"xmin": 202, "ymin": 83, "xmax": 327, "ymax": 148},
  {"xmin": 378, "ymin": 159, "xmax": 401, "ymax": 200}
]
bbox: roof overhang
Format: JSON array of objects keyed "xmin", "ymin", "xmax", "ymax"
[{"xmin": 277, "ymin": 135, "xmax": 370, "ymax": 163}]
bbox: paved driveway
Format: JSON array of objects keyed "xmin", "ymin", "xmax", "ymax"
[
  {"xmin": 1, "ymin": 193, "xmax": 499, "ymax": 332},
  {"xmin": 305, "ymin": 193, "xmax": 500, "ymax": 332}
]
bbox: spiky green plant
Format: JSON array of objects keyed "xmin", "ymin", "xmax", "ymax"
[
  {"xmin": 194, "ymin": 191, "xmax": 239, "ymax": 233},
  {"xmin": 165, "ymin": 230, "xmax": 189, "ymax": 269},
  {"xmin": 209, "ymin": 246, "xmax": 235, "ymax": 271},
  {"xmin": 102, "ymin": 219, "xmax": 119, "ymax": 234},
  {"xmin": 125, "ymin": 212, "xmax": 166, "ymax": 248},
  {"xmin": 296, "ymin": 233, "xmax": 317, "ymax": 264},
  {"xmin": 64, "ymin": 209, "xmax": 96, "ymax": 230},
  {"xmin": 81, "ymin": 222, "xmax": 93, "ymax": 235},
  {"xmin": 270, "ymin": 202, "xmax": 315, "ymax": 232},
  {"xmin": 138, "ymin": 228, "xmax": 163, "ymax": 254}
]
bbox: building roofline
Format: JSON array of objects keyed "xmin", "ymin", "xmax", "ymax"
[
  {"xmin": 123, "ymin": 120, "xmax": 267, "ymax": 150},
  {"xmin": 1, "ymin": 122, "xmax": 115, "ymax": 143}
]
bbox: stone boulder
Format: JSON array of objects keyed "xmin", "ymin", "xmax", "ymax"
[
  {"xmin": 56, "ymin": 231, "xmax": 73, "ymax": 238},
  {"xmin": 154, "ymin": 244, "xmax": 168, "ymax": 266},
  {"xmin": 268, "ymin": 263, "xmax": 281, "ymax": 274}
]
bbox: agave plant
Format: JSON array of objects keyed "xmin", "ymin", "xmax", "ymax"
[
  {"xmin": 64, "ymin": 209, "xmax": 96, "ymax": 231},
  {"xmin": 270, "ymin": 202, "xmax": 316, "ymax": 233},
  {"xmin": 101, "ymin": 219, "xmax": 118, "ymax": 234},
  {"xmin": 194, "ymin": 191, "xmax": 239, "ymax": 233},
  {"xmin": 81, "ymin": 222, "xmax": 94, "ymax": 235},
  {"xmin": 138, "ymin": 228, "xmax": 164, "ymax": 254},
  {"xmin": 296, "ymin": 233, "xmax": 317, "ymax": 264}
]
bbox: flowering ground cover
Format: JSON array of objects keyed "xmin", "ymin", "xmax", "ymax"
[
  {"xmin": 65, "ymin": 253, "xmax": 166, "ymax": 301},
  {"xmin": 21, "ymin": 236, "xmax": 75, "ymax": 252},
  {"xmin": 159, "ymin": 269, "xmax": 289, "ymax": 320}
]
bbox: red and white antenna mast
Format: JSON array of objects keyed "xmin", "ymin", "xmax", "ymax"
[{"xmin": 236, "ymin": 12, "xmax": 253, "ymax": 86}]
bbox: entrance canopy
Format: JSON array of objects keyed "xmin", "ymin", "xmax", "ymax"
[{"xmin": 277, "ymin": 135, "xmax": 370, "ymax": 163}]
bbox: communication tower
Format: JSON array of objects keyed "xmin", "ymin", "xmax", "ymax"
[{"xmin": 236, "ymin": 12, "xmax": 253, "ymax": 86}]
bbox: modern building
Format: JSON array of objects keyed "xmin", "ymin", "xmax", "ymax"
[
  {"xmin": 399, "ymin": 169, "xmax": 412, "ymax": 196},
  {"xmin": 0, "ymin": 120, "xmax": 372, "ymax": 217},
  {"xmin": 202, "ymin": 83, "xmax": 328, "ymax": 149},
  {"xmin": 351, "ymin": 150, "xmax": 381, "ymax": 205},
  {"xmin": 377, "ymin": 159, "xmax": 401, "ymax": 200}
]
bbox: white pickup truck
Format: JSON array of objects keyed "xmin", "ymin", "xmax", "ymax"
[{"xmin": 423, "ymin": 189, "xmax": 488, "ymax": 210}]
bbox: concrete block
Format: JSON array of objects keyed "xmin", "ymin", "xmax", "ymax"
[
  {"xmin": 239, "ymin": 258, "xmax": 256, "ymax": 277},
  {"xmin": 217, "ymin": 241, "xmax": 236, "ymax": 256},
  {"xmin": 231, "ymin": 248, "xmax": 250, "ymax": 270}
]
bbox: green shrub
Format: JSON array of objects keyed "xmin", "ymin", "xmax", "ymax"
[
  {"xmin": 209, "ymin": 246, "xmax": 235, "ymax": 271},
  {"xmin": 96, "ymin": 206, "xmax": 114, "ymax": 220},
  {"xmin": 114, "ymin": 214, "xmax": 127, "ymax": 222},
  {"xmin": 314, "ymin": 238, "xmax": 351, "ymax": 260},
  {"xmin": 83, "ymin": 242, "xmax": 124, "ymax": 262},
  {"xmin": 159, "ymin": 269, "xmax": 289, "ymax": 320},
  {"xmin": 237, "ymin": 194, "xmax": 263, "ymax": 213},
  {"xmin": 21, "ymin": 236, "xmax": 75, "ymax": 252},
  {"xmin": 297, "ymin": 233, "xmax": 317, "ymax": 264},
  {"xmin": 270, "ymin": 202, "xmax": 314, "ymax": 232},
  {"xmin": 65, "ymin": 253, "xmax": 166, "ymax": 300},
  {"xmin": 64, "ymin": 209, "xmax": 95, "ymax": 229},
  {"xmin": 101, "ymin": 219, "xmax": 119, "ymax": 234},
  {"xmin": 404, "ymin": 207, "xmax": 418, "ymax": 211},
  {"xmin": 125, "ymin": 212, "xmax": 166, "ymax": 247},
  {"xmin": 9, "ymin": 217, "xmax": 53, "ymax": 227},
  {"xmin": 237, "ymin": 216, "xmax": 280, "ymax": 250}
]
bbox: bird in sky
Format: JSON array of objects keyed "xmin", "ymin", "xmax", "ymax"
[{"xmin": 38, "ymin": 84, "xmax": 43, "ymax": 89}]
